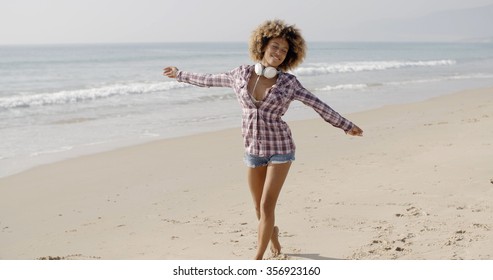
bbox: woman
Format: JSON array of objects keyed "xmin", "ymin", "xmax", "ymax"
[{"xmin": 163, "ymin": 19, "xmax": 363, "ymax": 260}]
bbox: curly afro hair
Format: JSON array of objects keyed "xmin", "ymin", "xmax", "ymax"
[{"xmin": 249, "ymin": 19, "xmax": 306, "ymax": 71}]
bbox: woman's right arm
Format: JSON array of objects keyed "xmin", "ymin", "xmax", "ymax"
[{"xmin": 163, "ymin": 66, "xmax": 234, "ymax": 88}]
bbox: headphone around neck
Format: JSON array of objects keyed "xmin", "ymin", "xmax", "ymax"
[{"xmin": 254, "ymin": 63, "xmax": 280, "ymax": 79}]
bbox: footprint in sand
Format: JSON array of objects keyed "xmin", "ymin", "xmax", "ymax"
[
  {"xmin": 444, "ymin": 230, "xmax": 468, "ymax": 246},
  {"xmin": 472, "ymin": 223, "xmax": 490, "ymax": 231},
  {"xmin": 37, "ymin": 254, "xmax": 101, "ymax": 260},
  {"xmin": 395, "ymin": 206, "xmax": 429, "ymax": 218}
]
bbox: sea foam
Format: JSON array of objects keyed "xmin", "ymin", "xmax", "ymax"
[
  {"xmin": 0, "ymin": 81, "xmax": 190, "ymax": 109},
  {"xmin": 294, "ymin": 60, "xmax": 456, "ymax": 76}
]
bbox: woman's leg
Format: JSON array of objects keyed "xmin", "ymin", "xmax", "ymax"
[
  {"xmin": 248, "ymin": 162, "xmax": 291, "ymax": 260},
  {"xmin": 248, "ymin": 165, "xmax": 281, "ymax": 252},
  {"xmin": 248, "ymin": 165, "xmax": 268, "ymax": 220}
]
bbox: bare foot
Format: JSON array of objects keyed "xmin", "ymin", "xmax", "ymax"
[{"xmin": 270, "ymin": 226, "xmax": 281, "ymax": 256}]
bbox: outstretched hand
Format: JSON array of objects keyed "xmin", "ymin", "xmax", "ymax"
[
  {"xmin": 163, "ymin": 66, "xmax": 179, "ymax": 79},
  {"xmin": 347, "ymin": 125, "xmax": 363, "ymax": 136}
]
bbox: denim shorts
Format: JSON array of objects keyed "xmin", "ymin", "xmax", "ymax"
[{"xmin": 243, "ymin": 152, "xmax": 295, "ymax": 168}]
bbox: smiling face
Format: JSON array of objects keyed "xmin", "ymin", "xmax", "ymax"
[{"xmin": 261, "ymin": 37, "xmax": 289, "ymax": 68}]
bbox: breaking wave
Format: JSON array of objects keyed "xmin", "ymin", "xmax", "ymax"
[
  {"xmin": 294, "ymin": 60, "xmax": 456, "ymax": 76},
  {"xmin": 0, "ymin": 81, "xmax": 190, "ymax": 109}
]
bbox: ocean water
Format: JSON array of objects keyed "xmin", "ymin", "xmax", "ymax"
[{"xmin": 1, "ymin": 42, "xmax": 493, "ymax": 177}]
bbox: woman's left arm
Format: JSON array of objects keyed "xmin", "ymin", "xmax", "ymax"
[{"xmin": 293, "ymin": 79, "xmax": 363, "ymax": 136}]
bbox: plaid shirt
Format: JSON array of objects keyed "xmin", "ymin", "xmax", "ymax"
[{"xmin": 177, "ymin": 65, "xmax": 354, "ymax": 157}]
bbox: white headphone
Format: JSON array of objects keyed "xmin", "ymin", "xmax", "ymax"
[{"xmin": 254, "ymin": 63, "xmax": 280, "ymax": 79}]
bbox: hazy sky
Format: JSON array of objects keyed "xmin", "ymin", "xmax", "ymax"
[{"xmin": 1, "ymin": 0, "xmax": 492, "ymax": 44}]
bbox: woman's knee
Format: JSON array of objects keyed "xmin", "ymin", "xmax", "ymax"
[
  {"xmin": 259, "ymin": 198, "xmax": 276, "ymax": 218},
  {"xmin": 254, "ymin": 205, "xmax": 261, "ymax": 219}
]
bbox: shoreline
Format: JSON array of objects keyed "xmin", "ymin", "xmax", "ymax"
[
  {"xmin": 1, "ymin": 86, "xmax": 492, "ymax": 259},
  {"xmin": 2, "ymin": 80, "xmax": 491, "ymax": 180}
]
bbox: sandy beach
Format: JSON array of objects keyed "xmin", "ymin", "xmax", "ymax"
[{"xmin": 0, "ymin": 86, "xmax": 492, "ymax": 260}]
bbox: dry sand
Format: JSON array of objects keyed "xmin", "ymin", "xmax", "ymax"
[{"xmin": 1, "ymin": 87, "xmax": 492, "ymax": 260}]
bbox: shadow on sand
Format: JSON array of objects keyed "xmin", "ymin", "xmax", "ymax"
[{"xmin": 286, "ymin": 253, "xmax": 343, "ymax": 260}]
